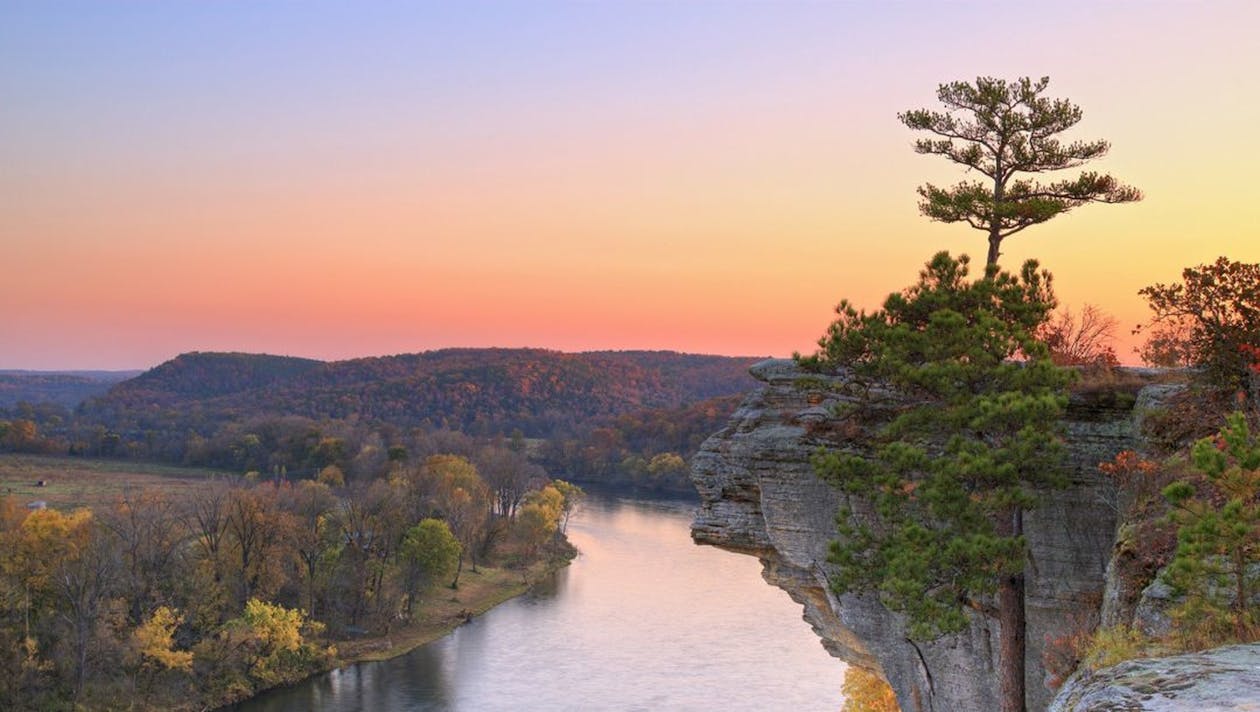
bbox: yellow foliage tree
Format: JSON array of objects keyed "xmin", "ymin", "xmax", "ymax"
[
  {"xmin": 134, "ymin": 606, "xmax": 193, "ymax": 673},
  {"xmin": 515, "ymin": 485, "xmax": 565, "ymax": 555},
  {"xmin": 842, "ymin": 667, "xmax": 900, "ymax": 712},
  {"xmin": 424, "ymin": 455, "xmax": 489, "ymax": 583},
  {"xmin": 230, "ymin": 598, "xmax": 328, "ymax": 687},
  {"xmin": 316, "ymin": 464, "xmax": 345, "ymax": 488}
]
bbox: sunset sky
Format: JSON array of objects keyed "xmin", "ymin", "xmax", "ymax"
[{"xmin": 3, "ymin": 1, "xmax": 1257, "ymax": 370}]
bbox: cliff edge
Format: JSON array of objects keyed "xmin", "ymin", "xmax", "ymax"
[{"xmin": 690, "ymin": 359, "xmax": 1173, "ymax": 712}]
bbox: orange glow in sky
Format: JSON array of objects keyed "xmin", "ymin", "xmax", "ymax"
[{"xmin": 2, "ymin": 2, "xmax": 1257, "ymax": 369}]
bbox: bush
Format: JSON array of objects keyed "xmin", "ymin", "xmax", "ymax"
[
  {"xmin": 1080, "ymin": 625, "xmax": 1150, "ymax": 671},
  {"xmin": 841, "ymin": 667, "xmax": 900, "ymax": 712}
]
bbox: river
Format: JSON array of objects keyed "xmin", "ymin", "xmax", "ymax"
[{"xmin": 232, "ymin": 492, "xmax": 846, "ymax": 711}]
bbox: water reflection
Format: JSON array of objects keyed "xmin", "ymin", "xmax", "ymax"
[{"xmin": 234, "ymin": 492, "xmax": 845, "ymax": 711}]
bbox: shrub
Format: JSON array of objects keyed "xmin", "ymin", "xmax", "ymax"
[
  {"xmin": 841, "ymin": 666, "xmax": 900, "ymax": 712},
  {"xmin": 1080, "ymin": 625, "xmax": 1150, "ymax": 671}
]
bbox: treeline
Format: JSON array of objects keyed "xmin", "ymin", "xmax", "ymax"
[
  {"xmin": 2, "ymin": 390, "xmax": 748, "ymax": 496},
  {"xmin": 539, "ymin": 394, "xmax": 744, "ymax": 491},
  {"xmin": 0, "ymin": 348, "xmax": 757, "ymax": 492},
  {"xmin": 0, "ymin": 449, "xmax": 581, "ymax": 711}
]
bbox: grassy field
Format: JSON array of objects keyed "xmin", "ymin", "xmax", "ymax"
[{"xmin": 0, "ymin": 454, "xmax": 233, "ymax": 509}]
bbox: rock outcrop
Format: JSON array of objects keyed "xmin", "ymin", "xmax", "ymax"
[
  {"xmin": 691, "ymin": 359, "xmax": 1171, "ymax": 712},
  {"xmin": 1049, "ymin": 643, "xmax": 1260, "ymax": 711}
]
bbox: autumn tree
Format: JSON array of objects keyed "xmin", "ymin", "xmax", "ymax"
[
  {"xmin": 223, "ymin": 484, "xmax": 290, "ymax": 608},
  {"xmin": 841, "ymin": 667, "xmax": 899, "ymax": 712},
  {"xmin": 181, "ymin": 480, "xmax": 234, "ymax": 629},
  {"xmin": 13, "ymin": 508, "xmax": 121, "ymax": 698},
  {"xmin": 1137, "ymin": 257, "xmax": 1260, "ymax": 393},
  {"xmin": 128, "ymin": 605, "xmax": 193, "ymax": 701},
  {"xmin": 806, "ymin": 252, "xmax": 1072, "ymax": 712},
  {"xmin": 198, "ymin": 598, "xmax": 330, "ymax": 696},
  {"xmin": 0, "ymin": 496, "xmax": 47, "ymax": 707},
  {"xmin": 647, "ymin": 452, "xmax": 688, "ymax": 486},
  {"xmin": 100, "ymin": 490, "xmax": 186, "ymax": 624},
  {"xmin": 515, "ymin": 485, "xmax": 565, "ymax": 556},
  {"xmin": 333, "ymin": 479, "xmax": 405, "ymax": 628},
  {"xmin": 278, "ymin": 480, "xmax": 339, "ymax": 617},
  {"xmin": 551, "ymin": 480, "xmax": 584, "ymax": 534},
  {"xmin": 476, "ymin": 444, "xmax": 544, "ymax": 519},
  {"xmin": 901, "ymin": 76, "xmax": 1140, "ymax": 266},
  {"xmin": 424, "ymin": 455, "xmax": 489, "ymax": 586}
]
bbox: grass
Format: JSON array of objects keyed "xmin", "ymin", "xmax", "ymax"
[
  {"xmin": 1081, "ymin": 625, "xmax": 1154, "ymax": 672},
  {"xmin": 0, "ymin": 454, "xmax": 233, "ymax": 509},
  {"xmin": 335, "ymin": 556, "xmax": 568, "ymax": 664}
]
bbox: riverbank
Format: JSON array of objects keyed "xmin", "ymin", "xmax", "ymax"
[
  {"xmin": 333, "ymin": 551, "xmax": 574, "ymax": 665},
  {"xmin": 209, "ymin": 545, "xmax": 576, "ymax": 711},
  {"xmin": 224, "ymin": 492, "xmax": 848, "ymax": 711}
]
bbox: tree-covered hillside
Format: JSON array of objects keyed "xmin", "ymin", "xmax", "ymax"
[{"xmin": 80, "ymin": 349, "xmax": 758, "ymax": 439}]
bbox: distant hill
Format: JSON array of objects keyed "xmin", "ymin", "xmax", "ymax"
[
  {"xmin": 0, "ymin": 370, "xmax": 142, "ymax": 409},
  {"xmin": 104, "ymin": 352, "xmax": 324, "ymax": 404},
  {"xmin": 81, "ymin": 349, "xmax": 761, "ymax": 437}
]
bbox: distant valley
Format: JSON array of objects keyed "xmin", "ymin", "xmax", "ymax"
[
  {"xmin": 0, "ymin": 369, "xmax": 141, "ymax": 409},
  {"xmin": 1, "ymin": 349, "xmax": 761, "ymax": 492}
]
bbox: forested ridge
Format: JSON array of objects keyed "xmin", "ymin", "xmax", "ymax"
[
  {"xmin": 81, "ymin": 349, "xmax": 756, "ymax": 437},
  {"xmin": 3, "ymin": 349, "xmax": 758, "ymax": 492}
]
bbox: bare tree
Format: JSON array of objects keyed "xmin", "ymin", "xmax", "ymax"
[{"xmin": 1039, "ymin": 303, "xmax": 1120, "ymax": 366}]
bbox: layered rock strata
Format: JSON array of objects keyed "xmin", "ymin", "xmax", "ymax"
[{"xmin": 691, "ymin": 359, "xmax": 1169, "ymax": 712}]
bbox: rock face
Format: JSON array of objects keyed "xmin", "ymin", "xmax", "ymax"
[
  {"xmin": 691, "ymin": 359, "xmax": 1169, "ymax": 712},
  {"xmin": 1049, "ymin": 643, "xmax": 1260, "ymax": 711}
]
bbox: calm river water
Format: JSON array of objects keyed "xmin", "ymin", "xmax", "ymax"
[{"xmin": 233, "ymin": 492, "xmax": 846, "ymax": 711}]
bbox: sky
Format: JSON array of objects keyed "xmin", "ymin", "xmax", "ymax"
[{"xmin": 2, "ymin": 1, "xmax": 1257, "ymax": 370}]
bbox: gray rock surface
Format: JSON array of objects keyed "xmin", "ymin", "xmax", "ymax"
[
  {"xmin": 1049, "ymin": 643, "xmax": 1260, "ymax": 711},
  {"xmin": 691, "ymin": 359, "xmax": 1176, "ymax": 712}
]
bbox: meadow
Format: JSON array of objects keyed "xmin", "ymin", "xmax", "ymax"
[{"xmin": 0, "ymin": 454, "xmax": 230, "ymax": 509}]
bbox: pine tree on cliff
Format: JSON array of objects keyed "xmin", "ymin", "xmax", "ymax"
[
  {"xmin": 804, "ymin": 252, "xmax": 1073, "ymax": 712},
  {"xmin": 900, "ymin": 76, "xmax": 1141, "ymax": 267}
]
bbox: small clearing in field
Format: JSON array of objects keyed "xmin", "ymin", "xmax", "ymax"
[{"xmin": 0, "ymin": 454, "xmax": 233, "ymax": 510}]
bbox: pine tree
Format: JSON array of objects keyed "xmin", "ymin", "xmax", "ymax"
[
  {"xmin": 1163, "ymin": 411, "xmax": 1260, "ymax": 643},
  {"xmin": 901, "ymin": 76, "xmax": 1141, "ymax": 266},
  {"xmin": 806, "ymin": 252, "xmax": 1073, "ymax": 712}
]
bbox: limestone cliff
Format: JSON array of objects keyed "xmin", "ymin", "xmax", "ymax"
[{"xmin": 690, "ymin": 359, "xmax": 1171, "ymax": 712}]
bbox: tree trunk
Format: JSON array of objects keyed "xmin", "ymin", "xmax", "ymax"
[
  {"xmin": 1235, "ymin": 548, "xmax": 1248, "ymax": 641},
  {"xmin": 450, "ymin": 553, "xmax": 464, "ymax": 589},
  {"xmin": 988, "ymin": 173, "xmax": 1004, "ymax": 267},
  {"xmin": 987, "ymin": 234, "xmax": 1003, "ymax": 268},
  {"xmin": 998, "ymin": 508, "xmax": 1026, "ymax": 712},
  {"xmin": 998, "ymin": 571, "xmax": 1026, "ymax": 712}
]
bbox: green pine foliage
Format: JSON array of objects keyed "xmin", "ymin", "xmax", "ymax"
[
  {"xmin": 806, "ymin": 252, "xmax": 1073, "ymax": 639},
  {"xmin": 899, "ymin": 76, "xmax": 1140, "ymax": 266},
  {"xmin": 1162, "ymin": 411, "xmax": 1260, "ymax": 644}
]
